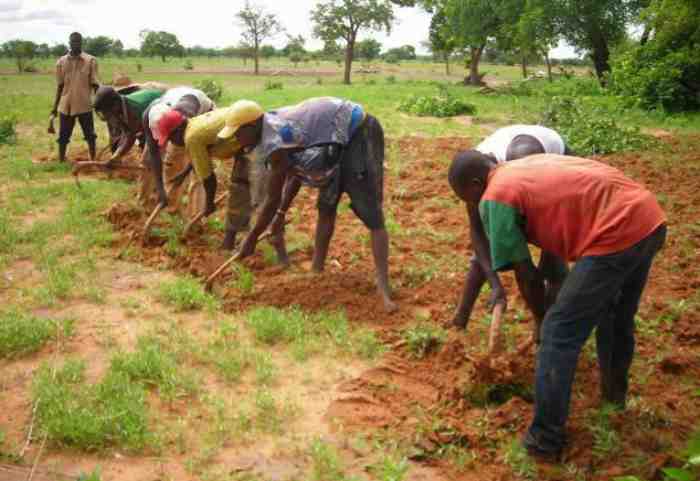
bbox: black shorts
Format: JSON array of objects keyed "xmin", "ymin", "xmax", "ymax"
[{"xmin": 316, "ymin": 115, "xmax": 385, "ymax": 230}]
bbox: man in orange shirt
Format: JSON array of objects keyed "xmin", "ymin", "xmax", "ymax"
[
  {"xmin": 448, "ymin": 153, "xmax": 666, "ymax": 459},
  {"xmin": 51, "ymin": 32, "xmax": 99, "ymax": 163}
]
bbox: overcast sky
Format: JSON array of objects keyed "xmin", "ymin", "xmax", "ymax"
[{"xmin": 0, "ymin": 0, "xmax": 577, "ymax": 57}]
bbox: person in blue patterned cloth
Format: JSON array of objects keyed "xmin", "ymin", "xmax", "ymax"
[{"xmin": 217, "ymin": 97, "xmax": 397, "ymax": 312}]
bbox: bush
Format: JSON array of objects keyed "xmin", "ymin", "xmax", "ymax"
[
  {"xmin": 0, "ymin": 115, "xmax": 17, "ymax": 145},
  {"xmin": 193, "ymin": 79, "xmax": 223, "ymax": 102},
  {"xmin": 500, "ymin": 77, "xmax": 604, "ymax": 98},
  {"xmin": 399, "ymin": 85, "xmax": 476, "ymax": 117},
  {"xmin": 541, "ymin": 97, "xmax": 653, "ymax": 155},
  {"xmin": 611, "ymin": 45, "xmax": 700, "ymax": 112},
  {"xmin": 183, "ymin": 59, "xmax": 194, "ymax": 71},
  {"xmin": 386, "ymin": 75, "xmax": 397, "ymax": 84},
  {"xmin": 264, "ymin": 79, "xmax": 283, "ymax": 90}
]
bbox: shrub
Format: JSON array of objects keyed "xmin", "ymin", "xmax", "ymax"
[
  {"xmin": 399, "ymin": 85, "xmax": 476, "ymax": 117},
  {"xmin": 504, "ymin": 77, "xmax": 604, "ymax": 98},
  {"xmin": 0, "ymin": 114, "xmax": 17, "ymax": 145},
  {"xmin": 183, "ymin": 59, "xmax": 194, "ymax": 71},
  {"xmin": 541, "ymin": 97, "xmax": 653, "ymax": 155},
  {"xmin": 193, "ymin": 79, "xmax": 223, "ymax": 102},
  {"xmin": 264, "ymin": 79, "xmax": 283, "ymax": 90},
  {"xmin": 611, "ymin": 45, "xmax": 700, "ymax": 112},
  {"xmin": 386, "ymin": 75, "xmax": 397, "ymax": 84}
]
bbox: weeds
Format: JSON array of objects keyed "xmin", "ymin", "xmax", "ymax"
[
  {"xmin": 0, "ymin": 310, "xmax": 73, "ymax": 358},
  {"xmin": 231, "ymin": 264, "xmax": 255, "ymax": 295},
  {"xmin": 402, "ymin": 324, "xmax": 447, "ymax": 358},
  {"xmin": 110, "ymin": 336, "xmax": 198, "ymax": 400},
  {"xmin": 309, "ymin": 438, "xmax": 350, "ymax": 481},
  {"xmin": 590, "ymin": 404, "xmax": 621, "ymax": 459},
  {"xmin": 158, "ymin": 276, "xmax": 219, "ymax": 312},
  {"xmin": 33, "ymin": 359, "xmax": 151, "ymax": 451},
  {"xmin": 399, "ymin": 85, "xmax": 476, "ymax": 117},
  {"xmin": 503, "ymin": 439, "xmax": 536, "ymax": 479},
  {"xmin": 368, "ymin": 454, "xmax": 410, "ymax": 481}
]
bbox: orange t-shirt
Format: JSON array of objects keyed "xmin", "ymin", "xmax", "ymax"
[{"xmin": 480, "ymin": 154, "xmax": 666, "ymax": 269}]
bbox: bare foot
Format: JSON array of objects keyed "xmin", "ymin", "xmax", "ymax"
[{"xmin": 383, "ymin": 297, "xmax": 398, "ymax": 313}]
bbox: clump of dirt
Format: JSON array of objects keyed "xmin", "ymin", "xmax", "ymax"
[{"xmin": 33, "ymin": 147, "xmax": 143, "ymax": 182}]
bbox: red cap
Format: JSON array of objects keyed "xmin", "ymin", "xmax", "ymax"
[{"xmin": 157, "ymin": 110, "xmax": 185, "ymax": 148}]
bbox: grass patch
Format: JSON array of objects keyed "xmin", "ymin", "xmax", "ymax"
[
  {"xmin": 399, "ymin": 85, "xmax": 476, "ymax": 118},
  {"xmin": 33, "ymin": 359, "xmax": 151, "ymax": 452},
  {"xmin": 110, "ymin": 336, "xmax": 198, "ymax": 400},
  {"xmin": 309, "ymin": 438, "xmax": 351, "ymax": 481},
  {"xmin": 158, "ymin": 276, "xmax": 219, "ymax": 312},
  {"xmin": 402, "ymin": 324, "xmax": 447, "ymax": 358},
  {"xmin": 246, "ymin": 306, "xmax": 383, "ymax": 362},
  {"xmin": 0, "ymin": 310, "xmax": 74, "ymax": 359},
  {"xmin": 503, "ymin": 439, "xmax": 536, "ymax": 479},
  {"xmin": 590, "ymin": 404, "xmax": 621, "ymax": 459}
]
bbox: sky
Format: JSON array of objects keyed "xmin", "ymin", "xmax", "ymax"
[{"xmin": 0, "ymin": 0, "xmax": 577, "ymax": 57}]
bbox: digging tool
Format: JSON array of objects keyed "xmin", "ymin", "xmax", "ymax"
[
  {"xmin": 182, "ymin": 192, "xmax": 229, "ymax": 238},
  {"xmin": 142, "ymin": 164, "xmax": 195, "ymax": 238},
  {"xmin": 204, "ymin": 226, "xmax": 287, "ymax": 292},
  {"xmin": 488, "ymin": 303, "xmax": 506, "ymax": 356},
  {"xmin": 47, "ymin": 113, "xmax": 56, "ymax": 135}
]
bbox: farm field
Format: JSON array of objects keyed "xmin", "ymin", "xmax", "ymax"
[{"xmin": 0, "ymin": 60, "xmax": 699, "ymax": 481}]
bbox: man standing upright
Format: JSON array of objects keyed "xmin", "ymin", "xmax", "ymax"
[{"xmin": 51, "ymin": 32, "xmax": 99, "ymax": 162}]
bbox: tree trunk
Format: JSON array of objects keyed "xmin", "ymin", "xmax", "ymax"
[
  {"xmin": 343, "ymin": 36, "xmax": 355, "ymax": 85},
  {"xmin": 545, "ymin": 50, "xmax": 553, "ymax": 83},
  {"xmin": 589, "ymin": 28, "xmax": 611, "ymax": 86},
  {"xmin": 161, "ymin": 54, "xmax": 166, "ymax": 62},
  {"xmin": 254, "ymin": 40, "xmax": 260, "ymax": 75},
  {"xmin": 521, "ymin": 53, "xmax": 528, "ymax": 79},
  {"xmin": 467, "ymin": 44, "xmax": 485, "ymax": 86},
  {"xmin": 640, "ymin": 25, "xmax": 652, "ymax": 46},
  {"xmin": 445, "ymin": 53, "xmax": 450, "ymax": 76}
]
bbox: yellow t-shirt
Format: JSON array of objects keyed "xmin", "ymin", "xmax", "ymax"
[{"xmin": 184, "ymin": 107, "xmax": 241, "ymax": 180}]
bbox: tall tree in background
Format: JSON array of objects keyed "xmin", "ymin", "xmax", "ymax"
[
  {"xmin": 311, "ymin": 0, "xmax": 395, "ymax": 84},
  {"xmin": 357, "ymin": 38, "xmax": 382, "ymax": 62},
  {"xmin": 549, "ymin": 0, "xmax": 648, "ymax": 83},
  {"xmin": 513, "ymin": 0, "xmax": 559, "ymax": 81},
  {"xmin": 111, "ymin": 39, "xmax": 124, "ymax": 57},
  {"xmin": 428, "ymin": 8, "xmax": 456, "ymax": 75},
  {"xmin": 84, "ymin": 36, "xmax": 114, "ymax": 57},
  {"xmin": 235, "ymin": 1, "xmax": 284, "ymax": 75},
  {"xmin": 1, "ymin": 40, "xmax": 38, "ymax": 73},
  {"xmin": 140, "ymin": 30, "xmax": 184, "ymax": 62}
]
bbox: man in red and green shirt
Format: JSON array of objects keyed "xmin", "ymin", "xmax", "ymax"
[{"xmin": 448, "ymin": 153, "xmax": 666, "ymax": 459}]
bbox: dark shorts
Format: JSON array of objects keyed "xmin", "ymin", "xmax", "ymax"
[
  {"xmin": 316, "ymin": 115, "xmax": 385, "ymax": 230},
  {"xmin": 58, "ymin": 112, "xmax": 96, "ymax": 145}
]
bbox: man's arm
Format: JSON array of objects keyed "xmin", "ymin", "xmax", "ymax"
[
  {"xmin": 90, "ymin": 57, "xmax": 99, "ymax": 93},
  {"xmin": 110, "ymin": 127, "xmax": 137, "ymax": 163},
  {"xmin": 237, "ymin": 152, "xmax": 289, "ymax": 258},
  {"xmin": 52, "ymin": 61, "xmax": 63, "ymax": 115},
  {"xmin": 468, "ymin": 202, "xmax": 507, "ymax": 307},
  {"xmin": 513, "ymin": 259, "xmax": 547, "ymax": 344},
  {"xmin": 142, "ymin": 109, "xmax": 168, "ymax": 207}
]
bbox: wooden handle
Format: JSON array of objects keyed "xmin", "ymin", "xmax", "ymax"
[
  {"xmin": 182, "ymin": 192, "xmax": 228, "ymax": 238},
  {"xmin": 488, "ymin": 303, "xmax": 505, "ymax": 356}
]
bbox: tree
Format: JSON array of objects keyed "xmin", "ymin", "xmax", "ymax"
[
  {"xmin": 260, "ymin": 45, "xmax": 277, "ymax": 58},
  {"xmin": 548, "ymin": 0, "xmax": 648, "ymax": 83},
  {"xmin": 311, "ymin": 0, "xmax": 395, "ymax": 84},
  {"xmin": 84, "ymin": 36, "xmax": 114, "ymax": 57},
  {"xmin": 235, "ymin": 1, "xmax": 284, "ymax": 75},
  {"xmin": 511, "ymin": 0, "xmax": 559, "ymax": 81},
  {"xmin": 51, "ymin": 43, "xmax": 68, "ymax": 57},
  {"xmin": 428, "ymin": 9, "xmax": 457, "ymax": 74},
  {"xmin": 111, "ymin": 39, "xmax": 124, "ymax": 57},
  {"xmin": 282, "ymin": 34, "xmax": 306, "ymax": 57},
  {"xmin": 1, "ymin": 40, "xmax": 38, "ymax": 73},
  {"xmin": 140, "ymin": 30, "xmax": 184, "ymax": 62},
  {"xmin": 36, "ymin": 43, "xmax": 50, "ymax": 58},
  {"xmin": 357, "ymin": 38, "xmax": 382, "ymax": 62},
  {"xmin": 611, "ymin": 0, "xmax": 700, "ymax": 110}
]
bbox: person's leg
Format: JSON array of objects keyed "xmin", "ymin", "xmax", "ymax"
[
  {"xmin": 312, "ymin": 206, "xmax": 338, "ymax": 273},
  {"xmin": 222, "ymin": 156, "xmax": 252, "ymax": 250},
  {"xmin": 452, "ymin": 256, "xmax": 487, "ymax": 329},
  {"xmin": 596, "ymin": 226, "xmax": 666, "ymax": 407},
  {"xmin": 77, "ymin": 112, "xmax": 97, "ymax": 161},
  {"xmin": 526, "ymin": 256, "xmax": 627, "ymax": 457},
  {"xmin": 344, "ymin": 116, "xmax": 396, "ymax": 312},
  {"xmin": 57, "ymin": 113, "xmax": 76, "ymax": 162}
]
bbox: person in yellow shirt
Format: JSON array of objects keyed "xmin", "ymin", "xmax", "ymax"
[{"xmin": 153, "ymin": 104, "xmax": 281, "ymax": 253}]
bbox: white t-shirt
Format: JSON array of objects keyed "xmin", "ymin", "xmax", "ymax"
[
  {"xmin": 476, "ymin": 125, "xmax": 566, "ymax": 162},
  {"xmin": 148, "ymin": 87, "xmax": 214, "ymax": 140}
]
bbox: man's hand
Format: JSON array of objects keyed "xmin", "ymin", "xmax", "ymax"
[
  {"xmin": 202, "ymin": 174, "xmax": 217, "ymax": 217},
  {"xmin": 50, "ymin": 109, "xmax": 57, "ymax": 117},
  {"xmin": 488, "ymin": 303, "xmax": 506, "ymax": 356}
]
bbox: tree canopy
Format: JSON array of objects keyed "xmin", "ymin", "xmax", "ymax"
[
  {"xmin": 1, "ymin": 40, "xmax": 38, "ymax": 73},
  {"xmin": 140, "ymin": 30, "xmax": 184, "ymax": 62},
  {"xmin": 236, "ymin": 0, "xmax": 284, "ymax": 75},
  {"xmin": 311, "ymin": 0, "xmax": 395, "ymax": 84}
]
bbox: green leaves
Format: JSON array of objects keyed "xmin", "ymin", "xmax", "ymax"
[{"xmin": 399, "ymin": 86, "xmax": 476, "ymax": 117}]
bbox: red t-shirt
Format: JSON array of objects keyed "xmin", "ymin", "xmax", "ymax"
[{"xmin": 480, "ymin": 154, "xmax": 666, "ymax": 270}]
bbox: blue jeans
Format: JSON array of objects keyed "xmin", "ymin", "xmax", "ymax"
[{"xmin": 525, "ymin": 225, "xmax": 666, "ymax": 454}]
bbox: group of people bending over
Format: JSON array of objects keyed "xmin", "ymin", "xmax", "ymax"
[{"xmin": 62, "ymin": 77, "xmax": 666, "ymax": 460}]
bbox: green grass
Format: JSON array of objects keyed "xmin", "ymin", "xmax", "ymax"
[
  {"xmin": 246, "ymin": 306, "xmax": 383, "ymax": 362},
  {"xmin": 308, "ymin": 438, "xmax": 352, "ymax": 481},
  {"xmin": 0, "ymin": 310, "xmax": 74, "ymax": 358},
  {"xmin": 158, "ymin": 276, "xmax": 220, "ymax": 312},
  {"xmin": 402, "ymin": 324, "xmax": 447, "ymax": 358},
  {"xmin": 503, "ymin": 439, "xmax": 537, "ymax": 479},
  {"xmin": 32, "ymin": 359, "xmax": 151, "ymax": 452},
  {"xmin": 110, "ymin": 336, "xmax": 198, "ymax": 400}
]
